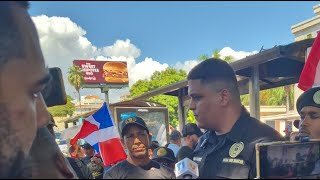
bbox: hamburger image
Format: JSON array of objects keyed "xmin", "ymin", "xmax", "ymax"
[{"xmin": 102, "ymin": 62, "xmax": 129, "ymax": 83}]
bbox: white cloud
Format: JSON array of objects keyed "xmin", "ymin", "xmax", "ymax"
[
  {"xmin": 32, "ymin": 15, "xmax": 258, "ymax": 104},
  {"xmin": 174, "ymin": 60, "xmax": 199, "ymax": 73},
  {"xmin": 101, "ymin": 39, "xmax": 141, "ymax": 59},
  {"xmin": 130, "ymin": 58, "xmax": 169, "ymax": 83},
  {"xmin": 32, "ymin": 15, "xmax": 168, "ymax": 103},
  {"xmin": 219, "ymin": 47, "xmax": 258, "ymax": 61},
  {"xmin": 173, "ymin": 47, "xmax": 257, "ymax": 73}
]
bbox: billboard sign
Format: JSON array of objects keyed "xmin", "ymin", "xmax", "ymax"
[{"xmin": 73, "ymin": 60, "xmax": 129, "ymax": 85}]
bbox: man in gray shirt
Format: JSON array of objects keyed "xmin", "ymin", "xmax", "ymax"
[{"xmin": 103, "ymin": 116, "xmax": 176, "ymax": 179}]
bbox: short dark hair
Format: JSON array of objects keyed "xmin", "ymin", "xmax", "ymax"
[
  {"xmin": 150, "ymin": 141, "xmax": 160, "ymax": 151},
  {"xmin": 188, "ymin": 58, "xmax": 240, "ymax": 99},
  {"xmin": 169, "ymin": 130, "xmax": 182, "ymax": 141},
  {"xmin": 0, "ymin": 1, "xmax": 30, "ymax": 67}
]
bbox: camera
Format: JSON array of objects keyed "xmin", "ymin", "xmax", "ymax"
[
  {"xmin": 41, "ymin": 67, "xmax": 67, "ymax": 107},
  {"xmin": 256, "ymin": 140, "xmax": 320, "ymax": 179}
]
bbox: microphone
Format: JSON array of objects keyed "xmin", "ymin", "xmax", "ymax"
[
  {"xmin": 175, "ymin": 158, "xmax": 199, "ymax": 179},
  {"xmin": 296, "ymin": 126, "xmax": 311, "ymax": 142}
]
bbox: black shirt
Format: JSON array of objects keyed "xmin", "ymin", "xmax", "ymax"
[
  {"xmin": 193, "ymin": 107, "xmax": 285, "ymax": 179},
  {"xmin": 103, "ymin": 160, "xmax": 176, "ymax": 179},
  {"xmin": 67, "ymin": 157, "xmax": 92, "ymax": 179},
  {"xmin": 177, "ymin": 146, "xmax": 194, "ymax": 162},
  {"xmin": 81, "ymin": 155, "xmax": 94, "ymax": 165}
]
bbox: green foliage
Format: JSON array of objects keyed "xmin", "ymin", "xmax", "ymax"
[
  {"xmin": 198, "ymin": 54, "xmax": 209, "ymax": 61},
  {"xmin": 240, "ymin": 86, "xmax": 293, "ymax": 107},
  {"xmin": 48, "ymin": 95, "xmax": 75, "ymax": 117},
  {"xmin": 212, "ymin": 49, "xmax": 221, "ymax": 59},
  {"xmin": 199, "ymin": 49, "xmax": 234, "ymax": 63},
  {"xmin": 129, "ymin": 67, "xmax": 188, "ymax": 127},
  {"xmin": 240, "ymin": 94, "xmax": 249, "ymax": 106},
  {"xmin": 263, "ymin": 87, "xmax": 286, "ymax": 106},
  {"xmin": 223, "ymin": 55, "xmax": 233, "ymax": 63},
  {"xmin": 68, "ymin": 64, "xmax": 84, "ymax": 93},
  {"xmin": 68, "ymin": 64, "xmax": 84, "ymax": 114},
  {"xmin": 186, "ymin": 110, "xmax": 196, "ymax": 124}
]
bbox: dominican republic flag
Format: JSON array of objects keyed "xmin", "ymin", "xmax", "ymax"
[
  {"xmin": 298, "ymin": 31, "xmax": 320, "ymax": 91},
  {"xmin": 70, "ymin": 102, "xmax": 127, "ymax": 166}
]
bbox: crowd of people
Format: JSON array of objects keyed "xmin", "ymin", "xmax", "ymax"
[{"xmin": 2, "ymin": 1, "xmax": 320, "ymax": 179}]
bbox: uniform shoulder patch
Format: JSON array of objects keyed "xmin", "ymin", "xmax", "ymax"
[{"xmin": 229, "ymin": 142, "xmax": 244, "ymax": 158}]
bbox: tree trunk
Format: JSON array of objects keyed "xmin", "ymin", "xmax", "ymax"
[
  {"xmin": 284, "ymin": 85, "xmax": 292, "ymax": 112},
  {"xmin": 77, "ymin": 90, "xmax": 82, "ymax": 115}
]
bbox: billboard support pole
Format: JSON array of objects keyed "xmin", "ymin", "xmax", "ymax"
[{"xmin": 103, "ymin": 88, "xmax": 109, "ymax": 104}]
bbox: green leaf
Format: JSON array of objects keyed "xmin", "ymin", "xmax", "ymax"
[{"xmin": 48, "ymin": 95, "xmax": 75, "ymax": 117}]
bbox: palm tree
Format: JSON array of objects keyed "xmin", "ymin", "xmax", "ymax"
[
  {"xmin": 198, "ymin": 54, "xmax": 209, "ymax": 61},
  {"xmin": 68, "ymin": 65, "xmax": 84, "ymax": 115},
  {"xmin": 212, "ymin": 49, "xmax": 221, "ymax": 59},
  {"xmin": 198, "ymin": 49, "xmax": 234, "ymax": 63},
  {"xmin": 223, "ymin": 55, "xmax": 233, "ymax": 63}
]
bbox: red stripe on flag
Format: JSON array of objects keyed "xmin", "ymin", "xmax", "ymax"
[
  {"xmin": 70, "ymin": 120, "xmax": 99, "ymax": 145},
  {"xmin": 298, "ymin": 32, "xmax": 320, "ymax": 91},
  {"xmin": 98, "ymin": 138, "xmax": 127, "ymax": 166}
]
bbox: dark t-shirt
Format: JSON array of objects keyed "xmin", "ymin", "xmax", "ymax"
[
  {"xmin": 81, "ymin": 155, "xmax": 94, "ymax": 165},
  {"xmin": 176, "ymin": 146, "xmax": 193, "ymax": 162},
  {"xmin": 103, "ymin": 160, "xmax": 176, "ymax": 179},
  {"xmin": 67, "ymin": 157, "xmax": 92, "ymax": 179}
]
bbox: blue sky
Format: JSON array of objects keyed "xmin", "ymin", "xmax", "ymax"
[
  {"xmin": 28, "ymin": 1, "xmax": 320, "ymax": 102},
  {"xmin": 29, "ymin": 1, "xmax": 318, "ymax": 64}
]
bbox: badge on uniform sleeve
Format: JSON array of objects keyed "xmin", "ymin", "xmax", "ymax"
[
  {"xmin": 313, "ymin": 90, "xmax": 320, "ymax": 104},
  {"xmin": 229, "ymin": 142, "xmax": 244, "ymax": 158}
]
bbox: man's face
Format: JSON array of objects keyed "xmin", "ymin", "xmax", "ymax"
[
  {"xmin": 83, "ymin": 148, "xmax": 95, "ymax": 156},
  {"xmin": 299, "ymin": 106, "xmax": 320, "ymax": 139},
  {"xmin": 190, "ymin": 134, "xmax": 200, "ymax": 147},
  {"xmin": 184, "ymin": 134, "xmax": 200, "ymax": 149},
  {"xmin": 0, "ymin": 3, "xmax": 50, "ymax": 175},
  {"xmin": 188, "ymin": 79, "xmax": 222, "ymax": 130},
  {"xmin": 122, "ymin": 125, "xmax": 150, "ymax": 160}
]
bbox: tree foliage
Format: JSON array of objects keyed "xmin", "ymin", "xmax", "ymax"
[
  {"xmin": 240, "ymin": 85, "xmax": 294, "ymax": 109},
  {"xmin": 48, "ymin": 95, "xmax": 75, "ymax": 117},
  {"xmin": 68, "ymin": 64, "xmax": 84, "ymax": 114},
  {"xmin": 129, "ymin": 67, "xmax": 187, "ymax": 127},
  {"xmin": 198, "ymin": 49, "xmax": 234, "ymax": 63}
]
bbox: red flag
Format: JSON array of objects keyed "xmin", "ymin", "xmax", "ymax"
[
  {"xmin": 70, "ymin": 103, "xmax": 127, "ymax": 166},
  {"xmin": 298, "ymin": 32, "xmax": 320, "ymax": 91}
]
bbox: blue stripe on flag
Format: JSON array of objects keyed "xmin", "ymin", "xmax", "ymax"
[
  {"xmin": 92, "ymin": 143, "xmax": 100, "ymax": 153},
  {"xmin": 92, "ymin": 102, "xmax": 114, "ymax": 129}
]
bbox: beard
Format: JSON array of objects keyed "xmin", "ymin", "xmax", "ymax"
[{"xmin": 0, "ymin": 103, "xmax": 31, "ymax": 178}]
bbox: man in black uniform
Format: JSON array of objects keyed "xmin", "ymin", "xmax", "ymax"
[
  {"xmin": 152, "ymin": 147, "xmax": 176, "ymax": 170},
  {"xmin": 293, "ymin": 87, "xmax": 320, "ymax": 139},
  {"xmin": 103, "ymin": 116, "xmax": 176, "ymax": 179},
  {"xmin": 176, "ymin": 123, "xmax": 203, "ymax": 161},
  {"xmin": 187, "ymin": 58, "xmax": 285, "ymax": 179}
]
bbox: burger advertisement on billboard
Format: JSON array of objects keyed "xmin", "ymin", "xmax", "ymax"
[{"xmin": 73, "ymin": 60, "xmax": 129, "ymax": 85}]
